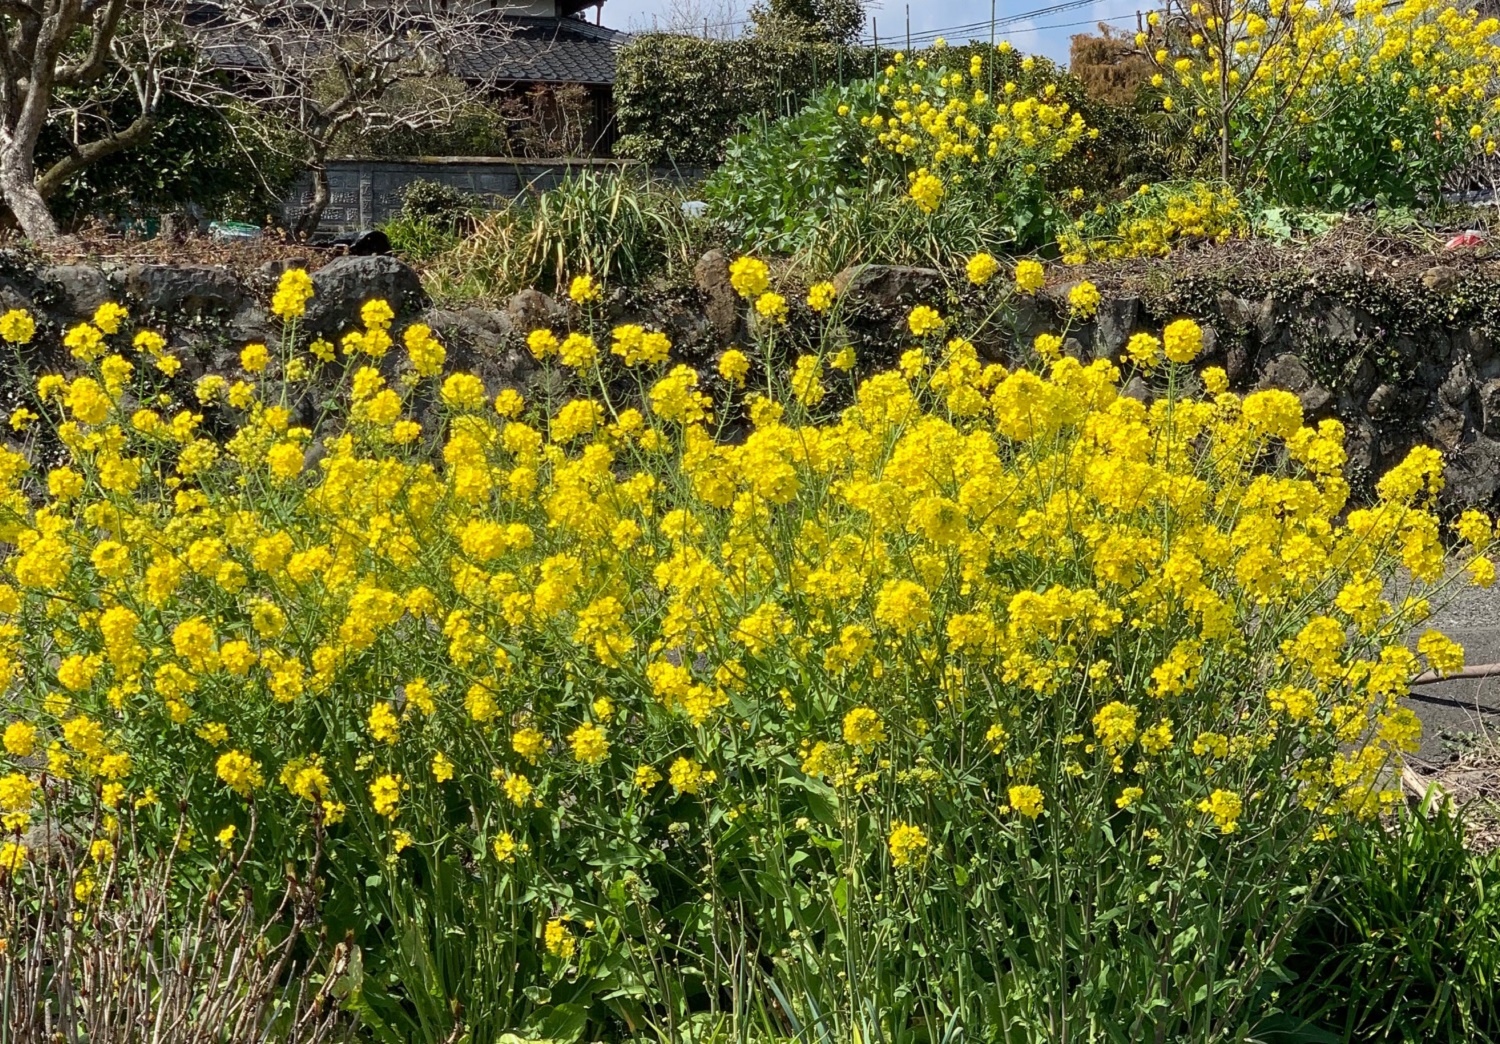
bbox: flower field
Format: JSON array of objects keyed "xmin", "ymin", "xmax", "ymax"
[
  {"xmin": 0, "ymin": 245, "xmax": 1497, "ymax": 1044},
  {"xmin": 6, "ymin": 0, "xmax": 1500, "ymax": 1040}
]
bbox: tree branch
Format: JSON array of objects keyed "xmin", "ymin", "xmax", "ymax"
[
  {"xmin": 12, "ymin": 0, "xmax": 76, "ymax": 153},
  {"xmin": 35, "ymin": 107, "xmax": 159, "ymax": 198},
  {"xmin": 54, "ymin": 0, "xmax": 126, "ymax": 86}
]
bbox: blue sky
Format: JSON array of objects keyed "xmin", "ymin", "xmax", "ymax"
[{"xmin": 598, "ymin": 0, "xmax": 1145, "ymax": 63}]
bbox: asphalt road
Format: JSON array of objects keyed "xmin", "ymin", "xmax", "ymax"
[{"xmin": 1403, "ymin": 577, "xmax": 1500, "ymax": 763}]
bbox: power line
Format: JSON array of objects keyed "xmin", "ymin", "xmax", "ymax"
[
  {"xmin": 1005, "ymin": 11, "xmax": 1137, "ymax": 36},
  {"xmin": 637, "ymin": 0, "xmax": 1138, "ymax": 46},
  {"xmin": 880, "ymin": 16, "xmax": 1135, "ymax": 52},
  {"xmin": 879, "ymin": 0, "xmax": 1100, "ymax": 39},
  {"xmin": 897, "ymin": 0, "xmax": 1103, "ymax": 37},
  {"xmin": 857, "ymin": 0, "xmax": 1135, "ymax": 46}
]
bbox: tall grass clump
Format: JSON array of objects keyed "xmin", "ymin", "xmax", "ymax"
[
  {"xmin": 0, "ymin": 260, "xmax": 1489, "ymax": 1042},
  {"xmin": 1284, "ymin": 798, "xmax": 1500, "ymax": 1042},
  {"xmin": 420, "ymin": 171, "xmax": 708, "ymax": 304}
]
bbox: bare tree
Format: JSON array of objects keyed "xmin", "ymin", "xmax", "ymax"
[
  {"xmin": 189, "ymin": 1, "xmax": 505, "ymax": 239},
  {"xmin": 0, "ymin": 1, "xmax": 183, "ymax": 241},
  {"xmin": 636, "ymin": 0, "xmax": 744, "ymax": 39},
  {"xmin": 749, "ymin": 0, "xmax": 864, "ymax": 44}
]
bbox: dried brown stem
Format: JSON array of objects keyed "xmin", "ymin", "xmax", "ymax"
[{"xmin": 0, "ymin": 787, "xmax": 352, "ymax": 1044}]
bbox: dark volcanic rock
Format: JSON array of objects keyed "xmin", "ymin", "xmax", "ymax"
[
  {"xmin": 42, "ymin": 264, "xmax": 113, "ymax": 318},
  {"xmin": 694, "ymin": 250, "xmax": 741, "ymax": 343},
  {"xmin": 122, "ymin": 264, "xmax": 245, "ymax": 317},
  {"xmin": 303, "ymin": 255, "xmax": 426, "ymax": 336},
  {"xmin": 1258, "ymin": 353, "xmax": 1333, "ymax": 413},
  {"xmin": 831, "ymin": 265, "xmax": 943, "ymax": 310}
]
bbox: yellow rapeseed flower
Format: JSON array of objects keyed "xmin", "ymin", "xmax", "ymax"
[
  {"xmin": 888, "ymin": 821, "xmax": 929, "ymax": 867},
  {"xmin": 728, "ymin": 257, "xmax": 770, "ymax": 300},
  {"xmin": 570, "ymin": 721, "xmax": 609, "ymax": 765},
  {"xmin": 1014, "ymin": 259, "xmax": 1045, "ymax": 294},
  {"xmin": 1068, "ymin": 281, "xmax": 1101, "ymax": 317},
  {"xmin": 1008, "ymin": 784, "xmax": 1045, "ymax": 818},
  {"xmin": 1198, "ymin": 789, "xmax": 1243, "ymax": 833},
  {"xmin": 806, "ymin": 281, "xmax": 837, "ymax": 313},
  {"xmin": 842, "ymin": 707, "xmax": 887, "ymax": 749},
  {"xmin": 271, "ymin": 269, "xmax": 314, "ymax": 320},
  {"xmin": 1162, "ymin": 318, "xmax": 1204, "ymax": 363},
  {"xmin": 0, "ymin": 309, "xmax": 35, "ymax": 345},
  {"xmin": 568, "ymin": 274, "xmax": 602, "ymax": 304},
  {"xmin": 966, "ymin": 253, "xmax": 1000, "ymax": 286}
]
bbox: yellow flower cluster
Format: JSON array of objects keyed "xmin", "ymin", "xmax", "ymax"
[
  {"xmin": 1060, "ymin": 182, "xmax": 1249, "ymax": 264},
  {"xmin": 0, "ymin": 260, "xmax": 1483, "ymax": 993},
  {"xmin": 852, "ymin": 48, "xmax": 1094, "ymax": 216},
  {"xmin": 1141, "ymin": 0, "xmax": 1500, "ymax": 168},
  {"xmin": 271, "ymin": 268, "xmax": 314, "ymax": 321}
]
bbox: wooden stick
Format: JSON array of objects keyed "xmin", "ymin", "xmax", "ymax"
[{"xmin": 1411, "ymin": 663, "xmax": 1500, "ymax": 685}]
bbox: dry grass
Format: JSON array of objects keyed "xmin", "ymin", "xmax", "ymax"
[
  {"xmin": 0, "ymin": 803, "xmax": 357, "ymax": 1044},
  {"xmin": 7, "ymin": 220, "xmax": 337, "ymax": 275},
  {"xmin": 1402, "ymin": 732, "xmax": 1500, "ymax": 853},
  {"xmin": 1069, "ymin": 26, "xmax": 1153, "ymax": 107}
]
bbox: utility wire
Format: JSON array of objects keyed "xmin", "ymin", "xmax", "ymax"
[
  {"xmin": 866, "ymin": 1, "xmax": 1137, "ymax": 46},
  {"xmin": 862, "ymin": 0, "xmax": 1103, "ymax": 43},
  {"xmin": 1004, "ymin": 11, "xmax": 1137, "ymax": 36},
  {"xmin": 905, "ymin": 0, "xmax": 1104, "ymax": 35},
  {"xmin": 640, "ymin": 0, "xmax": 1137, "ymax": 46}
]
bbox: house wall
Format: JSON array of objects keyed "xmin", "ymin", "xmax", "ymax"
[{"xmin": 286, "ymin": 157, "xmax": 708, "ymax": 235}]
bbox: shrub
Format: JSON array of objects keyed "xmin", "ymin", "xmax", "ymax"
[
  {"xmin": 39, "ymin": 94, "xmax": 291, "ymax": 229},
  {"xmin": 1139, "ymin": 0, "xmax": 1500, "ymax": 206},
  {"xmin": 750, "ymin": 0, "xmax": 867, "ymax": 46},
  {"xmin": 613, "ymin": 32, "xmax": 878, "ymax": 167},
  {"xmin": 382, "ymin": 181, "xmax": 482, "ymax": 264},
  {"xmin": 703, "ymin": 83, "xmax": 873, "ymax": 255},
  {"xmin": 0, "ymin": 262, "xmax": 1487, "ymax": 1042},
  {"xmin": 398, "ymin": 179, "xmax": 480, "ymax": 226}
]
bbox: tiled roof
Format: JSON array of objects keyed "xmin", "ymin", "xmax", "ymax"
[
  {"xmin": 201, "ymin": 41, "xmax": 267, "ymax": 71},
  {"xmin": 454, "ymin": 17, "xmax": 626, "ymax": 86},
  {"xmin": 200, "ymin": 14, "xmax": 626, "ymax": 87}
]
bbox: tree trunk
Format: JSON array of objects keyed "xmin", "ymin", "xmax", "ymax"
[
  {"xmin": 0, "ymin": 146, "xmax": 59, "ymax": 241},
  {"xmin": 292, "ymin": 165, "xmax": 331, "ymax": 242}
]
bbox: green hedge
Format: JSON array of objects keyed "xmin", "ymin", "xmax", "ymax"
[{"xmin": 614, "ymin": 33, "xmax": 880, "ymax": 167}]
